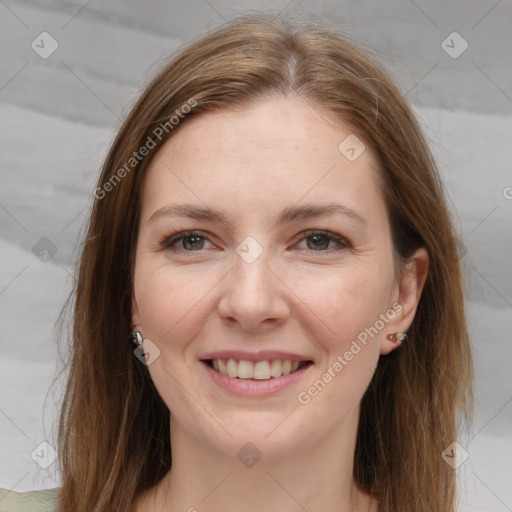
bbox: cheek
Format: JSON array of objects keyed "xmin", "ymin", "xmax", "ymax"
[
  {"xmin": 134, "ymin": 261, "xmax": 222, "ymax": 348},
  {"xmin": 293, "ymin": 268, "xmax": 386, "ymax": 414},
  {"xmin": 288, "ymin": 262, "xmax": 392, "ymax": 348},
  {"xmin": 288, "ymin": 262, "xmax": 392, "ymax": 412}
]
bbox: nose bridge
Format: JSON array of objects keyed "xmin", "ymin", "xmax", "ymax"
[
  {"xmin": 232, "ymin": 250, "xmax": 272, "ymax": 295},
  {"xmin": 218, "ymin": 240, "xmax": 289, "ymax": 329}
]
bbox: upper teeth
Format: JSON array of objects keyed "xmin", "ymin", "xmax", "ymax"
[{"xmin": 211, "ymin": 359, "xmax": 303, "ymax": 380}]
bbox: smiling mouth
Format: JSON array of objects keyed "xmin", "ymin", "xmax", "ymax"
[{"xmin": 202, "ymin": 358, "xmax": 313, "ymax": 380}]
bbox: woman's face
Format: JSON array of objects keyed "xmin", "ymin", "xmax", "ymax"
[{"xmin": 131, "ymin": 96, "xmax": 423, "ymax": 460}]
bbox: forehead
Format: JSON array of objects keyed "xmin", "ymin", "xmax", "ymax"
[{"xmin": 140, "ymin": 97, "xmax": 387, "ymax": 227}]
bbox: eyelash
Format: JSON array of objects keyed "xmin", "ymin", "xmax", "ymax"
[{"xmin": 158, "ymin": 229, "xmax": 349, "ymax": 254}]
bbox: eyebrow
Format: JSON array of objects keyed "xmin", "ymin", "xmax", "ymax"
[{"xmin": 147, "ymin": 202, "xmax": 367, "ymax": 229}]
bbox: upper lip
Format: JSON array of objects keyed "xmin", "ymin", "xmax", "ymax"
[{"xmin": 199, "ymin": 350, "xmax": 313, "ymax": 363}]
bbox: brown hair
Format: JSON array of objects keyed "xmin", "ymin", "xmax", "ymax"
[{"xmin": 56, "ymin": 13, "xmax": 473, "ymax": 512}]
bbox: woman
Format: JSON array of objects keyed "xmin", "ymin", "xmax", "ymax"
[{"xmin": 1, "ymin": 13, "xmax": 473, "ymax": 512}]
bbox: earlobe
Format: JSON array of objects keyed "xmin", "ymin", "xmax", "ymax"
[
  {"xmin": 386, "ymin": 332, "xmax": 407, "ymax": 344},
  {"xmin": 381, "ymin": 247, "xmax": 429, "ymax": 355}
]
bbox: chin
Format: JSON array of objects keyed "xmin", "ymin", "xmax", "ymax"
[{"xmin": 198, "ymin": 410, "xmax": 322, "ymax": 463}]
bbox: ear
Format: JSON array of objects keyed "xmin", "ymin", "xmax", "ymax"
[
  {"xmin": 380, "ymin": 247, "xmax": 429, "ymax": 355},
  {"xmin": 131, "ymin": 290, "xmax": 141, "ymax": 330}
]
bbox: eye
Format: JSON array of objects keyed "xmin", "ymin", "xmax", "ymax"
[
  {"xmin": 158, "ymin": 229, "xmax": 348, "ymax": 254},
  {"xmin": 296, "ymin": 230, "xmax": 348, "ymax": 252},
  {"xmin": 159, "ymin": 231, "xmax": 214, "ymax": 252}
]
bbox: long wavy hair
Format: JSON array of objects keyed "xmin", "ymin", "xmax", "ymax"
[{"xmin": 55, "ymin": 14, "xmax": 473, "ymax": 512}]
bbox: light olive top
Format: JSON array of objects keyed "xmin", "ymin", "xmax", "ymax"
[{"xmin": 0, "ymin": 487, "xmax": 59, "ymax": 512}]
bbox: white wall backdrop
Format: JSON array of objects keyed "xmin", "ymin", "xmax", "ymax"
[{"xmin": 1, "ymin": 1, "xmax": 511, "ymax": 511}]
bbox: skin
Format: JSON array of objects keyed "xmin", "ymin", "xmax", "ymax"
[{"xmin": 131, "ymin": 96, "xmax": 428, "ymax": 512}]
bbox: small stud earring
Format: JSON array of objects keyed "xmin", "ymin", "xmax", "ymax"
[
  {"xmin": 386, "ymin": 332, "xmax": 407, "ymax": 345},
  {"xmin": 129, "ymin": 331, "xmax": 143, "ymax": 346}
]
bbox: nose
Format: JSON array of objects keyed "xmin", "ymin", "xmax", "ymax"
[{"xmin": 217, "ymin": 249, "xmax": 290, "ymax": 333}]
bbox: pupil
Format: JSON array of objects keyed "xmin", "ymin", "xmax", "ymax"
[
  {"xmin": 184, "ymin": 236, "xmax": 203, "ymax": 250},
  {"xmin": 308, "ymin": 235, "xmax": 329, "ymax": 250}
]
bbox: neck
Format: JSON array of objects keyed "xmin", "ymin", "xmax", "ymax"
[{"xmin": 136, "ymin": 406, "xmax": 378, "ymax": 512}]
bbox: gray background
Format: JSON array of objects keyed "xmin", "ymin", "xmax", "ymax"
[{"xmin": 1, "ymin": 1, "xmax": 511, "ymax": 511}]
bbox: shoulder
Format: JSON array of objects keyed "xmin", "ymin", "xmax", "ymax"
[{"xmin": 0, "ymin": 487, "xmax": 59, "ymax": 512}]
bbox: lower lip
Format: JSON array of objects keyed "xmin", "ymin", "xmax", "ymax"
[{"xmin": 201, "ymin": 361, "xmax": 313, "ymax": 397}]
